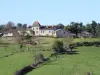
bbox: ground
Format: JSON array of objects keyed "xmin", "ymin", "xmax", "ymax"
[
  {"xmin": 27, "ymin": 46, "xmax": 100, "ymax": 75},
  {"xmin": 0, "ymin": 37, "xmax": 100, "ymax": 75}
]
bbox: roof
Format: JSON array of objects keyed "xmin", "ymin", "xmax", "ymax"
[
  {"xmin": 81, "ymin": 31, "xmax": 91, "ymax": 34},
  {"xmin": 33, "ymin": 21, "xmax": 41, "ymax": 27},
  {"xmin": 40, "ymin": 26, "xmax": 57, "ymax": 30},
  {"xmin": 55, "ymin": 29, "xmax": 76, "ymax": 35}
]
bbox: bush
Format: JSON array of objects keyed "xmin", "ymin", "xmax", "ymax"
[
  {"xmin": 83, "ymin": 42, "xmax": 92, "ymax": 46},
  {"xmin": 76, "ymin": 42, "xmax": 84, "ymax": 46},
  {"xmin": 34, "ymin": 53, "xmax": 45, "ymax": 64},
  {"xmin": 52, "ymin": 40, "xmax": 64, "ymax": 53},
  {"xmin": 72, "ymin": 41, "xmax": 100, "ymax": 47}
]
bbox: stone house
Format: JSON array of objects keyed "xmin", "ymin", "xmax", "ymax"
[
  {"xmin": 54, "ymin": 29, "xmax": 76, "ymax": 38},
  {"xmin": 77, "ymin": 31, "xmax": 93, "ymax": 38}
]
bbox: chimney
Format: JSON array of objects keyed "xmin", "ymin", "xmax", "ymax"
[{"xmin": 46, "ymin": 25, "xmax": 48, "ymax": 28}]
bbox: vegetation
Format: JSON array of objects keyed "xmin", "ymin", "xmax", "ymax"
[
  {"xmin": 56, "ymin": 21, "xmax": 100, "ymax": 37},
  {"xmin": 27, "ymin": 46, "xmax": 100, "ymax": 75},
  {"xmin": 0, "ymin": 20, "xmax": 100, "ymax": 38},
  {"xmin": 0, "ymin": 34, "xmax": 100, "ymax": 75},
  {"xmin": 52, "ymin": 40, "xmax": 64, "ymax": 54}
]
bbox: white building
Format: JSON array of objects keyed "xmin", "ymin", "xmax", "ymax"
[
  {"xmin": 31, "ymin": 21, "xmax": 76, "ymax": 37},
  {"xmin": 2, "ymin": 29, "xmax": 20, "ymax": 37}
]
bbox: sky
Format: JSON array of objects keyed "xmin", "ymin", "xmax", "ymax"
[{"xmin": 0, "ymin": 0, "xmax": 100, "ymax": 25}]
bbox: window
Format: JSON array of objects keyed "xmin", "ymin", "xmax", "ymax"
[
  {"xmin": 36, "ymin": 28, "xmax": 38, "ymax": 30},
  {"xmin": 32, "ymin": 28, "xmax": 34, "ymax": 30},
  {"xmin": 64, "ymin": 32, "xmax": 65, "ymax": 34},
  {"xmin": 49, "ymin": 30, "xmax": 51, "ymax": 33},
  {"xmin": 41, "ymin": 30, "xmax": 44, "ymax": 33},
  {"xmin": 36, "ymin": 31, "xmax": 38, "ymax": 33}
]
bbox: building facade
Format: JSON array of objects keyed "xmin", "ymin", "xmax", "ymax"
[{"xmin": 31, "ymin": 21, "xmax": 76, "ymax": 37}]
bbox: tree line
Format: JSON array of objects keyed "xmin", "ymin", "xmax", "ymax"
[
  {"xmin": 57, "ymin": 21, "xmax": 100, "ymax": 37},
  {"xmin": 0, "ymin": 21, "xmax": 100, "ymax": 37},
  {"xmin": 0, "ymin": 21, "xmax": 28, "ymax": 32}
]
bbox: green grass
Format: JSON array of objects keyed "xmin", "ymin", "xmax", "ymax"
[
  {"xmin": 0, "ymin": 37, "xmax": 100, "ymax": 75},
  {"xmin": 73, "ymin": 38, "xmax": 100, "ymax": 43},
  {"xmin": 0, "ymin": 52, "xmax": 33, "ymax": 75},
  {"xmin": 0, "ymin": 44, "xmax": 19, "ymax": 58},
  {"xmin": 0, "ymin": 43, "xmax": 51, "ymax": 75},
  {"xmin": 27, "ymin": 46, "xmax": 100, "ymax": 75}
]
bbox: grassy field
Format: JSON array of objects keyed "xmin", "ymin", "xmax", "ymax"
[
  {"xmin": 0, "ymin": 45, "xmax": 50, "ymax": 75},
  {"xmin": 0, "ymin": 37, "xmax": 100, "ymax": 75},
  {"xmin": 27, "ymin": 46, "xmax": 100, "ymax": 75}
]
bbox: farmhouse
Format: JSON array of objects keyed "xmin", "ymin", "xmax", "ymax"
[
  {"xmin": 2, "ymin": 29, "xmax": 20, "ymax": 37},
  {"xmin": 2, "ymin": 21, "xmax": 76, "ymax": 38},
  {"xmin": 77, "ymin": 31, "xmax": 93, "ymax": 38},
  {"xmin": 31, "ymin": 21, "xmax": 75, "ymax": 37}
]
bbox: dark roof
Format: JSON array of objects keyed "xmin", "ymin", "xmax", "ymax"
[
  {"xmin": 33, "ymin": 21, "xmax": 41, "ymax": 27},
  {"xmin": 81, "ymin": 31, "xmax": 92, "ymax": 34},
  {"xmin": 4, "ymin": 29, "xmax": 20, "ymax": 37},
  {"xmin": 40, "ymin": 26, "xmax": 57, "ymax": 30}
]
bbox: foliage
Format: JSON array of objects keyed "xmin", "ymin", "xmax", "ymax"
[
  {"xmin": 6, "ymin": 21, "xmax": 14, "ymax": 29},
  {"xmin": 17, "ymin": 23, "xmax": 22, "ymax": 30},
  {"xmin": 52, "ymin": 40, "xmax": 64, "ymax": 53},
  {"xmin": 27, "ymin": 47, "xmax": 100, "ymax": 75},
  {"xmin": 33, "ymin": 53, "xmax": 45, "ymax": 64},
  {"xmin": 66, "ymin": 22, "xmax": 84, "ymax": 36},
  {"xmin": 0, "ymin": 25, "xmax": 5, "ymax": 32},
  {"xmin": 57, "ymin": 23, "xmax": 64, "ymax": 29}
]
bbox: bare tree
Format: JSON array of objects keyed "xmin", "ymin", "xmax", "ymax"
[{"xmin": 6, "ymin": 21, "xmax": 14, "ymax": 29}]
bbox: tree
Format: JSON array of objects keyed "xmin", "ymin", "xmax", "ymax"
[
  {"xmin": 85, "ymin": 24, "xmax": 92, "ymax": 32},
  {"xmin": 61, "ymin": 37, "xmax": 73, "ymax": 52},
  {"xmin": 52, "ymin": 40, "xmax": 64, "ymax": 54},
  {"xmin": 91, "ymin": 21, "xmax": 97, "ymax": 37},
  {"xmin": 17, "ymin": 23, "xmax": 22, "ymax": 30},
  {"xmin": 96, "ymin": 23, "xmax": 100, "ymax": 37},
  {"xmin": 6, "ymin": 21, "xmax": 14, "ymax": 29},
  {"xmin": 57, "ymin": 23, "xmax": 64, "ymax": 29},
  {"xmin": 68, "ymin": 22, "xmax": 84, "ymax": 37},
  {"xmin": 68, "ymin": 22, "xmax": 79, "ymax": 36},
  {"xmin": 64, "ymin": 26, "xmax": 68, "ymax": 30},
  {"xmin": 22, "ymin": 24, "xmax": 27, "ymax": 29},
  {"xmin": 0, "ymin": 25, "xmax": 5, "ymax": 32}
]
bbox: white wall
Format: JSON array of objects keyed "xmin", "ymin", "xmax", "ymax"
[
  {"xmin": 3, "ymin": 33, "xmax": 13, "ymax": 37},
  {"xmin": 39, "ymin": 30, "xmax": 54, "ymax": 36},
  {"xmin": 32, "ymin": 27, "xmax": 55, "ymax": 36},
  {"xmin": 32, "ymin": 27, "xmax": 40, "ymax": 35}
]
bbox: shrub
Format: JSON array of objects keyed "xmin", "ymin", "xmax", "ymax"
[
  {"xmin": 76, "ymin": 42, "xmax": 83, "ymax": 46},
  {"xmin": 52, "ymin": 40, "xmax": 64, "ymax": 53},
  {"xmin": 83, "ymin": 42, "xmax": 92, "ymax": 46},
  {"xmin": 34, "ymin": 53, "xmax": 45, "ymax": 64}
]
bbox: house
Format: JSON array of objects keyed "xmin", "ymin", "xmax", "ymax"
[
  {"xmin": 54, "ymin": 29, "xmax": 76, "ymax": 38},
  {"xmin": 2, "ymin": 29, "xmax": 20, "ymax": 37},
  {"xmin": 77, "ymin": 31, "xmax": 93, "ymax": 38},
  {"xmin": 31, "ymin": 21, "xmax": 76, "ymax": 37}
]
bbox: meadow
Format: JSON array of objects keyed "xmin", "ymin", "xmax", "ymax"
[
  {"xmin": 0, "ymin": 37, "xmax": 100, "ymax": 75},
  {"xmin": 27, "ymin": 46, "xmax": 100, "ymax": 75}
]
